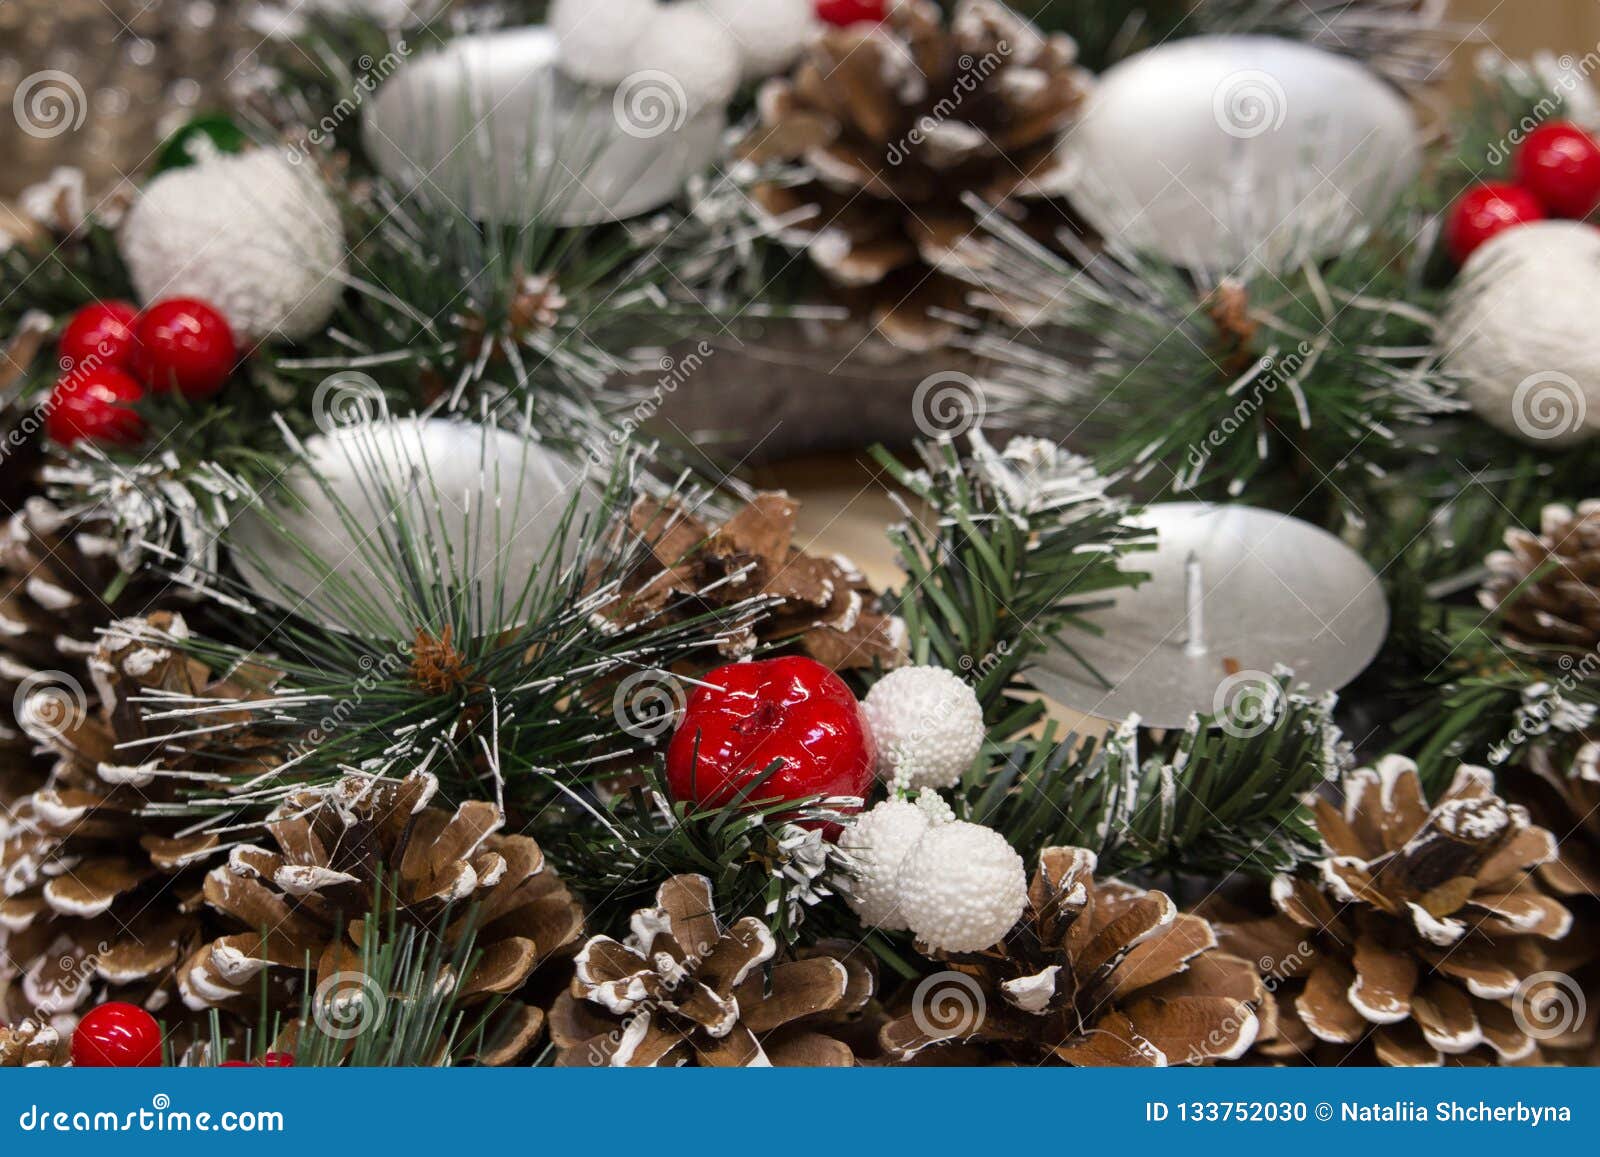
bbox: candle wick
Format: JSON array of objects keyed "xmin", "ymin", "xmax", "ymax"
[{"xmin": 1183, "ymin": 551, "xmax": 1207, "ymax": 658}]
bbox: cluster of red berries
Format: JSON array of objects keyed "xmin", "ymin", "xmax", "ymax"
[
  {"xmin": 1447, "ymin": 120, "xmax": 1600, "ymax": 264},
  {"xmin": 46, "ymin": 296, "xmax": 237, "ymax": 448}
]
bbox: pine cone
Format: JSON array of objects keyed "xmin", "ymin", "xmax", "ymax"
[
  {"xmin": 1214, "ymin": 757, "xmax": 1573, "ymax": 1066},
  {"xmin": 741, "ymin": 0, "xmax": 1087, "ymax": 350},
  {"xmin": 177, "ymin": 769, "xmax": 585, "ymax": 1066},
  {"xmin": 1512, "ymin": 741, "xmax": 1600, "ymax": 903},
  {"xmin": 0, "ymin": 1020, "xmax": 68, "ymax": 1067},
  {"xmin": 2, "ymin": 497, "xmax": 152, "ymax": 723},
  {"xmin": 599, "ymin": 492, "xmax": 906, "ymax": 672},
  {"xmin": 878, "ymin": 846, "xmax": 1265, "ymax": 1065},
  {"xmin": 0, "ymin": 612, "xmax": 254, "ymax": 1024},
  {"xmin": 548, "ymin": 874, "xmax": 874, "ymax": 1066},
  {"xmin": 1504, "ymin": 741, "xmax": 1600, "ymax": 1063},
  {"xmin": 1480, "ymin": 501, "xmax": 1600, "ymax": 653}
]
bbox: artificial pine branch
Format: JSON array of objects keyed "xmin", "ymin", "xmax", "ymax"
[
  {"xmin": 131, "ymin": 427, "xmax": 767, "ymax": 825},
  {"xmin": 961, "ymin": 195, "xmax": 1457, "ymax": 524},
  {"xmin": 272, "ymin": 115, "xmax": 748, "ymax": 446},
  {"xmin": 871, "ymin": 431, "xmax": 1149, "ymax": 738},
  {"xmin": 547, "ymin": 764, "xmax": 852, "ymax": 945},
  {"xmin": 961, "ymin": 672, "xmax": 1344, "ymax": 878},
  {"xmin": 0, "ymin": 221, "xmax": 133, "ymax": 339},
  {"xmin": 1002, "ymin": 0, "xmax": 1463, "ymax": 88}
]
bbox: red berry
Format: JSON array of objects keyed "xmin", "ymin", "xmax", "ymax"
[
  {"xmin": 135, "ymin": 297, "xmax": 237, "ymax": 399},
  {"xmin": 258, "ymin": 1051, "xmax": 295, "ymax": 1067},
  {"xmin": 71, "ymin": 1002, "xmax": 162, "ymax": 1067},
  {"xmin": 665, "ymin": 656, "xmax": 876, "ymax": 812},
  {"xmin": 1514, "ymin": 121, "xmax": 1600, "ymax": 219},
  {"xmin": 59, "ymin": 300, "xmax": 140, "ymax": 372},
  {"xmin": 815, "ymin": 0, "xmax": 885, "ymax": 27},
  {"xmin": 1446, "ymin": 182, "xmax": 1545, "ymax": 264},
  {"xmin": 45, "ymin": 365, "xmax": 146, "ymax": 447}
]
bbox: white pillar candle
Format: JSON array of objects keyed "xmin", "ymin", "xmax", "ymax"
[
  {"xmin": 362, "ymin": 26, "xmax": 726, "ymax": 226},
  {"xmin": 1027, "ymin": 502, "xmax": 1389, "ymax": 728},
  {"xmin": 227, "ymin": 418, "xmax": 590, "ymax": 640}
]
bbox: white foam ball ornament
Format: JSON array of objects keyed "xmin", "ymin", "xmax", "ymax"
[
  {"xmin": 627, "ymin": 5, "xmax": 742, "ymax": 114},
  {"xmin": 895, "ymin": 821, "xmax": 1027, "ymax": 954},
  {"xmin": 839, "ymin": 798, "xmax": 934, "ymax": 931},
  {"xmin": 119, "ymin": 150, "xmax": 345, "ymax": 342},
  {"xmin": 862, "ymin": 665, "xmax": 985, "ymax": 791},
  {"xmin": 1440, "ymin": 221, "xmax": 1600, "ymax": 448},
  {"xmin": 550, "ymin": 0, "xmax": 659, "ymax": 86},
  {"xmin": 702, "ymin": 0, "xmax": 818, "ymax": 81}
]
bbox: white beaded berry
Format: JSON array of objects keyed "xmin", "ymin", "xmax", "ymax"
[
  {"xmin": 119, "ymin": 150, "xmax": 345, "ymax": 342},
  {"xmin": 895, "ymin": 820, "xmax": 1027, "ymax": 953},
  {"xmin": 862, "ymin": 665, "xmax": 985, "ymax": 791},
  {"xmin": 550, "ymin": 0, "xmax": 660, "ymax": 87},
  {"xmin": 627, "ymin": 5, "xmax": 742, "ymax": 114},
  {"xmin": 839, "ymin": 796, "xmax": 941, "ymax": 931},
  {"xmin": 702, "ymin": 0, "xmax": 818, "ymax": 81}
]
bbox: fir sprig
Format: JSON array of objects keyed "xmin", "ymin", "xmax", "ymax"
[
  {"xmin": 962, "ymin": 198, "xmax": 1458, "ymax": 524},
  {"xmin": 192, "ymin": 905, "xmax": 513, "ymax": 1067},
  {"xmin": 960, "ymin": 673, "xmax": 1345, "ymax": 879},
  {"xmin": 548, "ymin": 763, "xmax": 853, "ymax": 944},
  {"xmin": 0, "ymin": 221, "xmax": 133, "ymax": 339},
  {"xmin": 134, "ymin": 421, "xmax": 764, "ymax": 823},
  {"xmin": 872, "ymin": 432, "xmax": 1150, "ymax": 739},
  {"xmin": 1002, "ymin": 0, "xmax": 1464, "ymax": 86},
  {"xmin": 272, "ymin": 95, "xmax": 748, "ymax": 446}
]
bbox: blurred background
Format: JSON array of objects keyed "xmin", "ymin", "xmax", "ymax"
[{"xmin": 0, "ymin": 0, "xmax": 1593, "ymax": 201}]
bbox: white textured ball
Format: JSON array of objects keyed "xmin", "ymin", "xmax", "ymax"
[
  {"xmin": 626, "ymin": 5, "xmax": 742, "ymax": 113},
  {"xmin": 551, "ymin": 0, "xmax": 660, "ymax": 86},
  {"xmin": 702, "ymin": 0, "xmax": 817, "ymax": 80},
  {"xmin": 863, "ymin": 665, "xmax": 985, "ymax": 791},
  {"xmin": 1059, "ymin": 36, "xmax": 1417, "ymax": 270},
  {"xmin": 896, "ymin": 821, "xmax": 1027, "ymax": 953},
  {"xmin": 1440, "ymin": 221, "xmax": 1600, "ymax": 448},
  {"xmin": 120, "ymin": 150, "xmax": 345, "ymax": 342},
  {"xmin": 839, "ymin": 798, "xmax": 933, "ymax": 931}
]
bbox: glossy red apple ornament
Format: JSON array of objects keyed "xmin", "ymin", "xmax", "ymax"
[{"xmin": 665, "ymin": 656, "xmax": 876, "ymax": 812}]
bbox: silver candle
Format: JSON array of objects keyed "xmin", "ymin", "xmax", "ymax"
[
  {"xmin": 362, "ymin": 26, "xmax": 725, "ymax": 226},
  {"xmin": 1027, "ymin": 502, "xmax": 1389, "ymax": 728}
]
